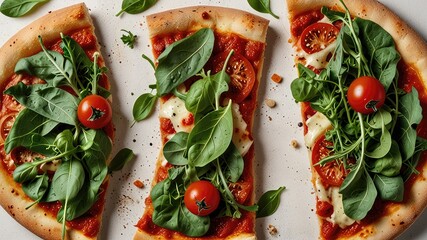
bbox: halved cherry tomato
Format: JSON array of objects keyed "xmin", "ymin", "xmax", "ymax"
[
  {"xmin": 211, "ymin": 52, "xmax": 256, "ymax": 103},
  {"xmin": 229, "ymin": 181, "xmax": 252, "ymax": 204},
  {"xmin": 184, "ymin": 180, "xmax": 220, "ymax": 216},
  {"xmin": 312, "ymin": 135, "xmax": 346, "ymax": 186},
  {"xmin": 78, "ymin": 95, "xmax": 112, "ymax": 129},
  {"xmin": 347, "ymin": 76, "xmax": 386, "ymax": 114},
  {"xmin": 300, "ymin": 22, "xmax": 339, "ymax": 54}
]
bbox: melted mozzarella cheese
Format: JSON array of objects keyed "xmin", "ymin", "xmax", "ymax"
[
  {"xmin": 159, "ymin": 96, "xmax": 193, "ymax": 134},
  {"xmin": 231, "ymin": 103, "xmax": 253, "ymax": 156},
  {"xmin": 297, "ymin": 41, "xmax": 337, "ymax": 70},
  {"xmin": 304, "ymin": 112, "xmax": 332, "ymax": 148}
]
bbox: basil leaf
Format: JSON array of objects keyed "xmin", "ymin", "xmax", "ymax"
[
  {"xmin": 22, "ymin": 174, "xmax": 48, "ymax": 202},
  {"xmin": 13, "ymin": 162, "xmax": 38, "ymax": 183},
  {"xmin": 291, "ymin": 64, "xmax": 322, "ymax": 102},
  {"xmin": 0, "ymin": 0, "xmax": 48, "ymax": 17},
  {"xmin": 185, "ymin": 78, "xmax": 215, "ymax": 117},
  {"xmin": 221, "ymin": 143, "xmax": 244, "ymax": 183},
  {"xmin": 163, "ymin": 132, "xmax": 189, "ymax": 166},
  {"xmin": 80, "ymin": 129, "xmax": 112, "ymax": 165},
  {"xmin": 108, "ymin": 148, "xmax": 135, "ymax": 173},
  {"xmin": 247, "ymin": 0, "xmax": 279, "ymax": 19},
  {"xmin": 15, "ymin": 48, "xmax": 73, "ymax": 87},
  {"xmin": 396, "ymin": 87, "xmax": 423, "ymax": 161},
  {"xmin": 116, "ymin": 0, "xmax": 156, "ymax": 17},
  {"xmin": 54, "ymin": 129, "xmax": 76, "ymax": 158},
  {"xmin": 4, "ymin": 108, "xmax": 58, "ymax": 154},
  {"xmin": 187, "ymin": 101, "xmax": 233, "ymax": 167},
  {"xmin": 256, "ymin": 186, "xmax": 285, "ymax": 218},
  {"xmin": 4, "ymin": 83, "xmax": 78, "ymax": 125},
  {"xmin": 52, "ymin": 159, "xmax": 85, "ymax": 201},
  {"xmin": 156, "ymin": 28, "xmax": 214, "ymax": 96},
  {"xmin": 133, "ymin": 93, "xmax": 157, "ymax": 122},
  {"xmin": 367, "ymin": 141, "xmax": 402, "ymax": 177},
  {"xmin": 373, "ymin": 174, "xmax": 404, "ymax": 202}
]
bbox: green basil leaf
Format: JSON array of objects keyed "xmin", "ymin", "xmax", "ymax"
[
  {"xmin": 256, "ymin": 186, "xmax": 285, "ymax": 218},
  {"xmin": 13, "ymin": 162, "xmax": 38, "ymax": 183},
  {"xmin": 0, "ymin": 0, "xmax": 48, "ymax": 17},
  {"xmin": 15, "ymin": 49, "xmax": 73, "ymax": 87},
  {"xmin": 28, "ymin": 133, "xmax": 57, "ymax": 156},
  {"xmin": 4, "ymin": 83, "xmax": 78, "ymax": 125},
  {"xmin": 22, "ymin": 174, "xmax": 48, "ymax": 202},
  {"xmin": 156, "ymin": 28, "xmax": 214, "ymax": 96},
  {"xmin": 108, "ymin": 148, "xmax": 135, "ymax": 173},
  {"xmin": 52, "ymin": 160, "xmax": 85, "ymax": 201},
  {"xmin": 291, "ymin": 64, "xmax": 322, "ymax": 102},
  {"xmin": 54, "ymin": 129, "xmax": 76, "ymax": 158},
  {"xmin": 367, "ymin": 141, "xmax": 402, "ymax": 177},
  {"xmin": 4, "ymin": 108, "xmax": 58, "ymax": 154},
  {"xmin": 185, "ymin": 78, "xmax": 215, "ymax": 117},
  {"xmin": 340, "ymin": 167, "xmax": 377, "ymax": 220},
  {"xmin": 396, "ymin": 87, "xmax": 423, "ymax": 161},
  {"xmin": 221, "ymin": 143, "xmax": 244, "ymax": 183},
  {"xmin": 116, "ymin": 0, "xmax": 157, "ymax": 16},
  {"xmin": 163, "ymin": 132, "xmax": 189, "ymax": 166},
  {"xmin": 133, "ymin": 93, "xmax": 157, "ymax": 121},
  {"xmin": 247, "ymin": 0, "xmax": 279, "ymax": 19},
  {"xmin": 321, "ymin": 6, "xmax": 345, "ymax": 22},
  {"xmin": 80, "ymin": 129, "xmax": 112, "ymax": 166},
  {"xmin": 187, "ymin": 101, "xmax": 233, "ymax": 167},
  {"xmin": 373, "ymin": 174, "xmax": 404, "ymax": 202}
]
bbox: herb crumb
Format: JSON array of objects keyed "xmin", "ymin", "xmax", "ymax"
[{"xmin": 120, "ymin": 29, "xmax": 137, "ymax": 49}]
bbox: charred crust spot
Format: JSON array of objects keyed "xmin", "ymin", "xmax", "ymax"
[
  {"xmin": 400, "ymin": 221, "xmax": 405, "ymax": 225},
  {"xmin": 202, "ymin": 11, "xmax": 210, "ymax": 20}
]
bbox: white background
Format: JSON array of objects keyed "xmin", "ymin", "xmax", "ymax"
[{"xmin": 0, "ymin": 0, "xmax": 426, "ymax": 239}]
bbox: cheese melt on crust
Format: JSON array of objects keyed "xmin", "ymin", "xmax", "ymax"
[{"xmin": 304, "ymin": 112, "xmax": 332, "ymax": 148}]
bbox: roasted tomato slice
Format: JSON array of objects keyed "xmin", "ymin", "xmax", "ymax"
[
  {"xmin": 300, "ymin": 22, "xmax": 339, "ymax": 54},
  {"xmin": 211, "ymin": 51, "xmax": 256, "ymax": 103},
  {"xmin": 312, "ymin": 135, "xmax": 346, "ymax": 186}
]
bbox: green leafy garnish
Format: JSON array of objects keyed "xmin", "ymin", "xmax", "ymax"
[
  {"xmin": 120, "ymin": 29, "xmax": 137, "ymax": 49},
  {"xmin": 0, "ymin": 0, "xmax": 48, "ymax": 17},
  {"xmin": 247, "ymin": 0, "xmax": 279, "ymax": 19},
  {"xmin": 116, "ymin": 0, "xmax": 156, "ymax": 17}
]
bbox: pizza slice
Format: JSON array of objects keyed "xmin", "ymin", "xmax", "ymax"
[
  {"xmin": 0, "ymin": 3, "xmax": 114, "ymax": 239},
  {"xmin": 287, "ymin": 0, "xmax": 427, "ymax": 239},
  {"xmin": 133, "ymin": 6, "xmax": 269, "ymax": 239}
]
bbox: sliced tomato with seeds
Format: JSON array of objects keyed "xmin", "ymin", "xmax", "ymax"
[
  {"xmin": 211, "ymin": 52, "xmax": 256, "ymax": 103},
  {"xmin": 312, "ymin": 135, "xmax": 346, "ymax": 186},
  {"xmin": 300, "ymin": 22, "xmax": 339, "ymax": 54}
]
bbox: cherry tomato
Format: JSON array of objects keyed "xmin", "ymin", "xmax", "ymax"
[
  {"xmin": 77, "ymin": 95, "xmax": 112, "ymax": 129},
  {"xmin": 229, "ymin": 181, "xmax": 252, "ymax": 204},
  {"xmin": 347, "ymin": 76, "xmax": 386, "ymax": 114},
  {"xmin": 312, "ymin": 135, "xmax": 346, "ymax": 186},
  {"xmin": 184, "ymin": 180, "xmax": 220, "ymax": 216},
  {"xmin": 300, "ymin": 22, "xmax": 339, "ymax": 54},
  {"xmin": 211, "ymin": 52, "xmax": 256, "ymax": 103}
]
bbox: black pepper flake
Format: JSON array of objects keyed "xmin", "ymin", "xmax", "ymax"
[{"xmin": 298, "ymin": 122, "xmax": 303, "ymax": 127}]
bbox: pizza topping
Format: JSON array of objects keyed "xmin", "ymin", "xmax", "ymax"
[
  {"xmin": 184, "ymin": 180, "xmax": 221, "ymax": 216},
  {"xmin": 292, "ymin": 2, "xmax": 427, "ymax": 223},
  {"xmin": 291, "ymin": 10, "xmax": 324, "ymax": 37},
  {"xmin": 347, "ymin": 76, "xmax": 386, "ymax": 114},
  {"xmin": 231, "ymin": 103, "xmax": 253, "ymax": 156},
  {"xmin": 159, "ymin": 96, "xmax": 193, "ymax": 133},
  {"xmin": 300, "ymin": 22, "xmax": 339, "ymax": 54},
  {"xmin": 78, "ymin": 94, "xmax": 112, "ymax": 129},
  {"xmin": 304, "ymin": 112, "xmax": 332, "ymax": 148}
]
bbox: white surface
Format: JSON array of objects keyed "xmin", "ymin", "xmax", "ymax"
[{"xmin": 0, "ymin": 0, "xmax": 426, "ymax": 239}]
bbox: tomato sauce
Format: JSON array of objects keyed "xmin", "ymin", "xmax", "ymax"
[
  {"xmin": 0, "ymin": 28, "xmax": 110, "ymax": 238},
  {"xmin": 137, "ymin": 28, "xmax": 264, "ymax": 237}
]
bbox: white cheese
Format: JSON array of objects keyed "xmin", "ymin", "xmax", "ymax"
[
  {"xmin": 231, "ymin": 103, "xmax": 253, "ymax": 156},
  {"xmin": 329, "ymin": 187, "xmax": 356, "ymax": 228},
  {"xmin": 315, "ymin": 177, "xmax": 330, "ymax": 202},
  {"xmin": 304, "ymin": 112, "xmax": 332, "ymax": 148},
  {"xmin": 159, "ymin": 96, "xmax": 193, "ymax": 134},
  {"xmin": 297, "ymin": 40, "xmax": 337, "ymax": 70}
]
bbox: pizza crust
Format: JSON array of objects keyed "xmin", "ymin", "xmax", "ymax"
[
  {"xmin": 0, "ymin": 3, "xmax": 107, "ymax": 240},
  {"xmin": 287, "ymin": 0, "xmax": 427, "ymax": 239},
  {"xmin": 135, "ymin": 6, "xmax": 268, "ymax": 240}
]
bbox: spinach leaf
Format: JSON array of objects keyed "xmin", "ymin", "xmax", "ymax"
[
  {"xmin": 108, "ymin": 148, "xmax": 135, "ymax": 173},
  {"xmin": 54, "ymin": 129, "xmax": 76, "ymax": 159},
  {"xmin": 13, "ymin": 162, "xmax": 38, "ymax": 183},
  {"xmin": 4, "ymin": 108, "xmax": 58, "ymax": 154},
  {"xmin": 340, "ymin": 167, "xmax": 377, "ymax": 220},
  {"xmin": 291, "ymin": 64, "xmax": 322, "ymax": 102},
  {"xmin": 256, "ymin": 186, "xmax": 285, "ymax": 218},
  {"xmin": 4, "ymin": 83, "xmax": 78, "ymax": 125},
  {"xmin": 52, "ymin": 160, "xmax": 85, "ymax": 201},
  {"xmin": 187, "ymin": 101, "xmax": 233, "ymax": 167},
  {"xmin": 365, "ymin": 128, "xmax": 391, "ymax": 159},
  {"xmin": 163, "ymin": 132, "xmax": 189, "ymax": 166},
  {"xmin": 367, "ymin": 141, "xmax": 402, "ymax": 176},
  {"xmin": 133, "ymin": 93, "xmax": 157, "ymax": 122},
  {"xmin": 116, "ymin": 0, "xmax": 156, "ymax": 17},
  {"xmin": 22, "ymin": 174, "xmax": 48, "ymax": 208},
  {"xmin": 80, "ymin": 129, "xmax": 112, "ymax": 165},
  {"xmin": 156, "ymin": 28, "xmax": 214, "ymax": 96},
  {"xmin": 15, "ymin": 46, "xmax": 73, "ymax": 87},
  {"xmin": 247, "ymin": 0, "xmax": 279, "ymax": 19},
  {"xmin": 221, "ymin": 143, "xmax": 244, "ymax": 183},
  {"xmin": 396, "ymin": 87, "xmax": 423, "ymax": 161},
  {"xmin": 373, "ymin": 174, "xmax": 403, "ymax": 202},
  {"xmin": 58, "ymin": 178, "xmax": 97, "ymax": 221},
  {"xmin": 185, "ymin": 77, "xmax": 215, "ymax": 117},
  {"xmin": 0, "ymin": 0, "xmax": 48, "ymax": 17}
]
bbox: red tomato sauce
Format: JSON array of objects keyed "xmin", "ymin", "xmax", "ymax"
[
  {"xmin": 0, "ymin": 28, "xmax": 110, "ymax": 238},
  {"xmin": 137, "ymin": 28, "xmax": 263, "ymax": 237}
]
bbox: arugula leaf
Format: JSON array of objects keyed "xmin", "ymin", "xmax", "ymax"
[
  {"xmin": 156, "ymin": 28, "xmax": 214, "ymax": 96},
  {"xmin": 4, "ymin": 83, "xmax": 78, "ymax": 125},
  {"xmin": 120, "ymin": 29, "xmax": 137, "ymax": 49},
  {"xmin": 116, "ymin": 0, "xmax": 156, "ymax": 17},
  {"xmin": 247, "ymin": 0, "xmax": 279, "ymax": 19},
  {"xmin": 0, "ymin": 0, "xmax": 48, "ymax": 17}
]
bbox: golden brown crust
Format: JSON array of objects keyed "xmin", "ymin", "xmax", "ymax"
[
  {"xmin": 135, "ymin": 6, "xmax": 268, "ymax": 240},
  {"xmin": 287, "ymin": 0, "xmax": 427, "ymax": 239},
  {"xmin": 0, "ymin": 3, "xmax": 106, "ymax": 240},
  {"xmin": 146, "ymin": 6, "xmax": 269, "ymax": 42}
]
